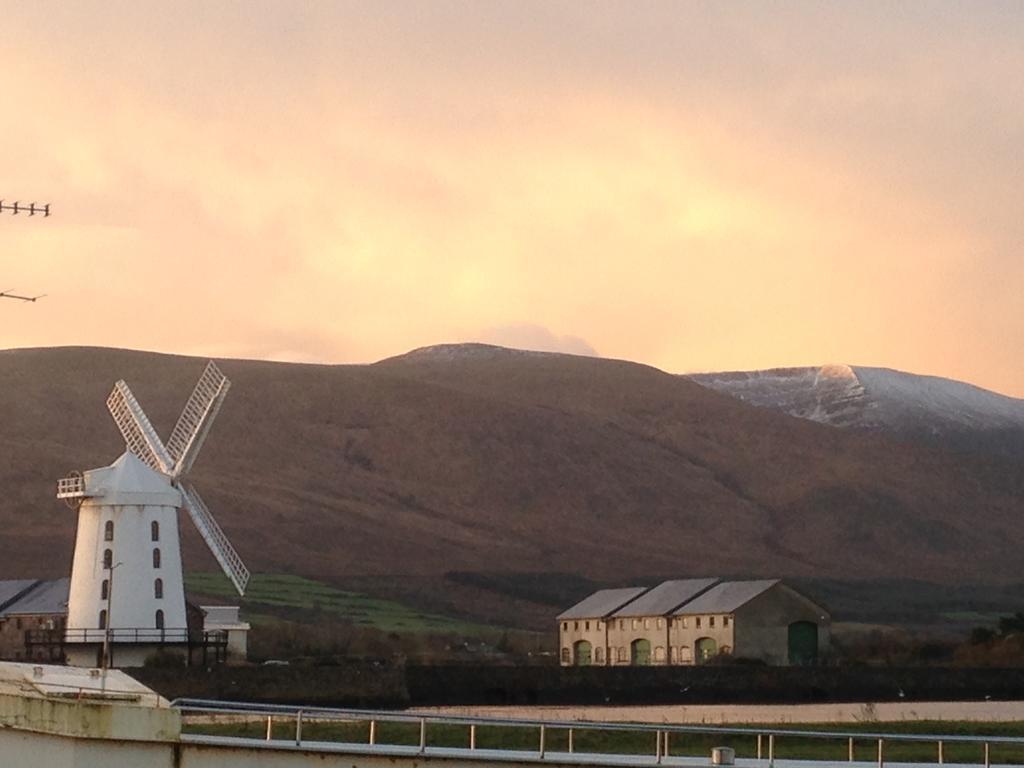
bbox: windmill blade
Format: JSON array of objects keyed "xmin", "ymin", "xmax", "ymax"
[
  {"xmin": 107, "ymin": 381, "xmax": 173, "ymax": 473},
  {"xmin": 180, "ymin": 482, "xmax": 249, "ymax": 596},
  {"xmin": 167, "ymin": 361, "xmax": 231, "ymax": 478}
]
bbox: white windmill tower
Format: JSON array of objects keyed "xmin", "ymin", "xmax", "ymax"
[{"xmin": 56, "ymin": 361, "xmax": 249, "ymax": 668}]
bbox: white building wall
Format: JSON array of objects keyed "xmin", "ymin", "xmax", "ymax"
[{"xmin": 66, "ymin": 501, "xmax": 187, "ymax": 651}]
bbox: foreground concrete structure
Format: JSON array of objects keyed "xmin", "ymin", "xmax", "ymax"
[{"xmin": 0, "ymin": 662, "xmax": 1017, "ymax": 767}]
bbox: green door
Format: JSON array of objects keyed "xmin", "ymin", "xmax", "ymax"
[
  {"xmin": 788, "ymin": 621, "xmax": 818, "ymax": 665},
  {"xmin": 696, "ymin": 637, "xmax": 717, "ymax": 663},
  {"xmin": 630, "ymin": 638, "xmax": 651, "ymax": 665},
  {"xmin": 573, "ymin": 640, "xmax": 592, "ymax": 666}
]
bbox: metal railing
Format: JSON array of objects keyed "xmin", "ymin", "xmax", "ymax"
[
  {"xmin": 172, "ymin": 699, "xmax": 1024, "ymax": 765},
  {"xmin": 65, "ymin": 627, "xmax": 190, "ymax": 643},
  {"xmin": 56, "ymin": 474, "xmax": 86, "ymax": 498}
]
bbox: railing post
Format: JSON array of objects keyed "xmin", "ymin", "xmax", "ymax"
[
  {"xmin": 938, "ymin": 739, "xmax": 944, "ymax": 765},
  {"xmin": 656, "ymin": 729, "xmax": 663, "ymax": 764},
  {"xmin": 848, "ymin": 737, "xmax": 854, "ymax": 762},
  {"xmin": 369, "ymin": 719, "xmax": 376, "ymax": 745},
  {"xmin": 768, "ymin": 733, "xmax": 775, "ymax": 766},
  {"xmin": 539, "ymin": 724, "xmax": 546, "ymax": 758},
  {"xmin": 470, "ymin": 724, "xmax": 477, "ymax": 750},
  {"xmin": 265, "ymin": 716, "xmax": 272, "ymax": 741},
  {"xmin": 757, "ymin": 733, "xmax": 762, "ymax": 760},
  {"xmin": 877, "ymin": 738, "xmax": 884, "ymax": 768},
  {"xmin": 664, "ymin": 731, "xmax": 670, "ymax": 758},
  {"xmin": 295, "ymin": 710, "xmax": 303, "ymax": 746},
  {"xmin": 419, "ymin": 718, "xmax": 426, "ymax": 753},
  {"xmin": 568, "ymin": 728, "xmax": 574, "ymax": 754},
  {"xmin": 984, "ymin": 742, "xmax": 990, "ymax": 768}
]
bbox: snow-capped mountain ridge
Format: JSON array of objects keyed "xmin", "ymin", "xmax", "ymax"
[{"xmin": 688, "ymin": 365, "xmax": 1024, "ymax": 437}]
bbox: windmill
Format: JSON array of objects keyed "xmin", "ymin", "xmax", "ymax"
[{"xmin": 57, "ymin": 361, "xmax": 248, "ymax": 668}]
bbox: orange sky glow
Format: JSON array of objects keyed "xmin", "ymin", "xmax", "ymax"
[{"xmin": 2, "ymin": 2, "xmax": 1023, "ymax": 395}]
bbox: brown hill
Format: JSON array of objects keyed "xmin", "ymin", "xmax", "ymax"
[{"xmin": 1, "ymin": 344, "xmax": 1022, "ymax": 597}]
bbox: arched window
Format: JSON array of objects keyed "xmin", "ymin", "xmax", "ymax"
[
  {"xmin": 151, "ymin": 521, "xmax": 159, "ymax": 542},
  {"xmin": 100, "ymin": 579, "xmax": 109, "ymax": 601},
  {"xmin": 98, "ymin": 609, "xmax": 107, "ymax": 629},
  {"xmin": 654, "ymin": 645, "xmax": 666, "ymax": 662},
  {"xmin": 560, "ymin": 647, "xmax": 570, "ymax": 664},
  {"xmin": 154, "ymin": 578, "xmax": 163, "ymax": 599},
  {"xmin": 104, "ymin": 521, "xmax": 114, "ymax": 541},
  {"xmin": 103, "ymin": 549, "xmax": 113, "ymax": 569},
  {"xmin": 155, "ymin": 609, "xmax": 165, "ymax": 630},
  {"xmin": 152, "ymin": 548, "xmax": 161, "ymax": 568}
]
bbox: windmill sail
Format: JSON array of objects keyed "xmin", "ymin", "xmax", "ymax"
[
  {"xmin": 180, "ymin": 482, "xmax": 250, "ymax": 596},
  {"xmin": 166, "ymin": 361, "xmax": 231, "ymax": 478},
  {"xmin": 107, "ymin": 381, "xmax": 173, "ymax": 473}
]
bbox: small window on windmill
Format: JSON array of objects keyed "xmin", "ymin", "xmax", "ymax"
[
  {"xmin": 103, "ymin": 549, "xmax": 112, "ymax": 569},
  {"xmin": 154, "ymin": 578, "xmax": 163, "ymax": 599},
  {"xmin": 98, "ymin": 609, "xmax": 107, "ymax": 629},
  {"xmin": 104, "ymin": 521, "xmax": 114, "ymax": 542},
  {"xmin": 151, "ymin": 521, "xmax": 159, "ymax": 542},
  {"xmin": 152, "ymin": 548, "xmax": 161, "ymax": 569},
  {"xmin": 101, "ymin": 579, "xmax": 109, "ymax": 600},
  {"xmin": 155, "ymin": 609, "xmax": 164, "ymax": 630}
]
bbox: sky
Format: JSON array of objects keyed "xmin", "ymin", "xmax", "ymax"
[{"xmin": 2, "ymin": 1, "xmax": 1023, "ymax": 395}]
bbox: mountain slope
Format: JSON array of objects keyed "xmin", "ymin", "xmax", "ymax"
[
  {"xmin": 1, "ymin": 345, "xmax": 1022, "ymax": 595},
  {"xmin": 689, "ymin": 365, "xmax": 1024, "ymax": 450}
]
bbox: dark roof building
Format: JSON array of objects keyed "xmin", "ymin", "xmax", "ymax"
[
  {"xmin": 0, "ymin": 578, "xmax": 69, "ymax": 663},
  {"xmin": 612, "ymin": 579, "xmax": 718, "ymax": 618},
  {"xmin": 558, "ymin": 587, "xmax": 649, "ymax": 620},
  {"xmin": 559, "ymin": 577, "xmax": 829, "ymax": 667}
]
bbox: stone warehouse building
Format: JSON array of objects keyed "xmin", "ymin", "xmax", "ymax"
[
  {"xmin": 558, "ymin": 578, "xmax": 829, "ymax": 667},
  {"xmin": 0, "ymin": 578, "xmax": 69, "ymax": 663}
]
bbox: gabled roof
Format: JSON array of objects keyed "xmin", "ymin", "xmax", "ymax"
[
  {"xmin": 2, "ymin": 578, "xmax": 70, "ymax": 615},
  {"xmin": 558, "ymin": 587, "xmax": 649, "ymax": 620},
  {"xmin": 671, "ymin": 579, "xmax": 779, "ymax": 615},
  {"xmin": 0, "ymin": 580, "xmax": 38, "ymax": 613},
  {"xmin": 612, "ymin": 578, "xmax": 719, "ymax": 618}
]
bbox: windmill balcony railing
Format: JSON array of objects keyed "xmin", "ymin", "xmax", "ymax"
[
  {"xmin": 64, "ymin": 627, "xmax": 190, "ymax": 644},
  {"xmin": 56, "ymin": 475, "xmax": 86, "ymax": 498}
]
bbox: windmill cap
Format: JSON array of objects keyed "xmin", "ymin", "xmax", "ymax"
[{"xmin": 81, "ymin": 451, "xmax": 182, "ymax": 507}]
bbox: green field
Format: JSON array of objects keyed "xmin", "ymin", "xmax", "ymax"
[
  {"xmin": 182, "ymin": 719, "xmax": 1024, "ymax": 764},
  {"xmin": 185, "ymin": 572, "xmax": 496, "ymax": 635}
]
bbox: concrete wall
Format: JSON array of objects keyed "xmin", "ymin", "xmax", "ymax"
[
  {"xmin": 606, "ymin": 615, "xmax": 673, "ymax": 665},
  {"xmin": 67, "ymin": 502, "xmax": 187, "ymax": 638},
  {"xmin": 732, "ymin": 584, "xmax": 831, "ymax": 665},
  {"xmin": 668, "ymin": 613, "xmax": 735, "ymax": 665},
  {"xmin": 557, "ymin": 616, "xmax": 608, "ymax": 666}
]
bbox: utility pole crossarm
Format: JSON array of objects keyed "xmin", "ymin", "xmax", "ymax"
[{"xmin": 2, "ymin": 196, "xmax": 52, "ymax": 302}]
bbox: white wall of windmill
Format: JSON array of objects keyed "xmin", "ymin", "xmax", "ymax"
[
  {"xmin": 65, "ymin": 454, "xmax": 189, "ymax": 664},
  {"xmin": 66, "ymin": 501, "xmax": 187, "ymax": 640}
]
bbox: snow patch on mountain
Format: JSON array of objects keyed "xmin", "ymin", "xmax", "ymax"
[{"xmin": 688, "ymin": 365, "xmax": 1024, "ymax": 434}]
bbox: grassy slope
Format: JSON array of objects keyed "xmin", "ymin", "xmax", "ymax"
[{"xmin": 186, "ymin": 572, "xmax": 498, "ymax": 635}]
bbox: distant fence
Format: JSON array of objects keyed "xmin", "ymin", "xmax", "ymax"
[{"xmin": 135, "ymin": 663, "xmax": 1024, "ymax": 709}]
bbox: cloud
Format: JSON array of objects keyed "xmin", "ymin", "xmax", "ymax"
[{"xmin": 475, "ymin": 324, "xmax": 598, "ymax": 357}]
